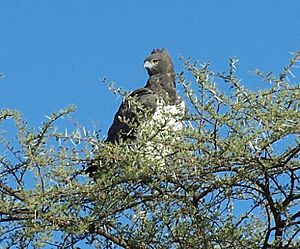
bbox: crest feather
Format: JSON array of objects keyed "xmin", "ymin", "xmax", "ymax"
[{"xmin": 151, "ymin": 48, "xmax": 167, "ymax": 54}]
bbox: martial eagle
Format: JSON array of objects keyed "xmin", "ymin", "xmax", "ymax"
[{"xmin": 86, "ymin": 48, "xmax": 185, "ymax": 175}]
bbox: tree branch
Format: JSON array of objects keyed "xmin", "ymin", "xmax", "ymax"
[{"xmin": 0, "ymin": 181, "xmax": 26, "ymax": 202}]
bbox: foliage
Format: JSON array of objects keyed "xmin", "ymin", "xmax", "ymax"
[{"xmin": 0, "ymin": 51, "xmax": 300, "ymax": 248}]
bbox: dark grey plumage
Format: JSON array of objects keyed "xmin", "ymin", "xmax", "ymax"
[
  {"xmin": 144, "ymin": 48, "xmax": 175, "ymax": 82},
  {"xmin": 86, "ymin": 48, "xmax": 183, "ymax": 175},
  {"xmin": 106, "ymin": 87, "xmax": 158, "ymax": 143},
  {"xmin": 106, "ymin": 48, "xmax": 178, "ymax": 143}
]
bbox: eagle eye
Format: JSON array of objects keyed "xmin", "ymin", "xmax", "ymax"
[{"xmin": 153, "ymin": 60, "xmax": 159, "ymax": 64}]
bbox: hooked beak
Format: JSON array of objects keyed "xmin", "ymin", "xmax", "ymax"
[{"xmin": 144, "ymin": 61, "xmax": 153, "ymax": 69}]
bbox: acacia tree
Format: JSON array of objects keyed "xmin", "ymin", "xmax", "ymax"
[{"xmin": 0, "ymin": 51, "xmax": 299, "ymax": 249}]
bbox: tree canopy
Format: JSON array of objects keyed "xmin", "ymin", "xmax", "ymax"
[{"xmin": 0, "ymin": 51, "xmax": 300, "ymax": 248}]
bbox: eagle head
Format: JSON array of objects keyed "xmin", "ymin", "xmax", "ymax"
[{"xmin": 144, "ymin": 48, "xmax": 175, "ymax": 77}]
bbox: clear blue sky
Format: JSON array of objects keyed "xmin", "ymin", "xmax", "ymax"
[{"xmin": 1, "ymin": 1, "xmax": 300, "ymax": 135}]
